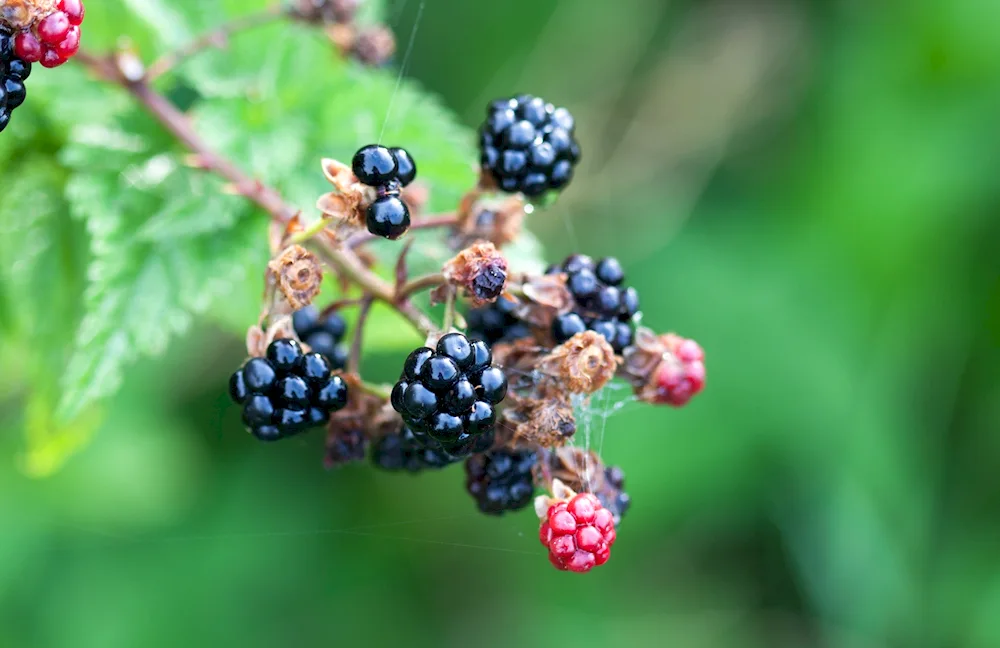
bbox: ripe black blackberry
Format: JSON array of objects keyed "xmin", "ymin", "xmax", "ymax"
[
  {"xmin": 465, "ymin": 448, "xmax": 538, "ymax": 515},
  {"xmin": 228, "ymin": 338, "xmax": 349, "ymax": 441},
  {"xmin": 370, "ymin": 425, "xmax": 460, "ymax": 472},
  {"xmin": 351, "ymin": 144, "xmax": 417, "ymax": 239},
  {"xmin": 465, "ymin": 295, "xmax": 531, "ymax": 346},
  {"xmin": 292, "ymin": 305, "xmax": 349, "ymax": 369},
  {"xmin": 0, "ymin": 28, "xmax": 32, "ymax": 134},
  {"xmin": 390, "ymin": 333, "xmax": 507, "ymax": 457},
  {"xmin": 479, "ymin": 94, "xmax": 580, "ymax": 197},
  {"xmin": 548, "ymin": 254, "xmax": 640, "ymax": 353}
]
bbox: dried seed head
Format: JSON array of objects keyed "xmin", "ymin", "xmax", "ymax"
[
  {"xmin": 352, "ymin": 25, "xmax": 396, "ymax": 66},
  {"xmin": 1, "ymin": 0, "xmax": 55, "ymax": 30},
  {"xmin": 539, "ymin": 331, "xmax": 617, "ymax": 394},
  {"xmin": 517, "ymin": 273, "xmax": 574, "ymax": 329},
  {"xmin": 442, "ymin": 242, "xmax": 508, "ymax": 306},
  {"xmin": 453, "ymin": 195, "xmax": 526, "ymax": 249},
  {"xmin": 268, "ymin": 245, "xmax": 323, "ymax": 310},
  {"xmin": 505, "ymin": 392, "xmax": 577, "ymax": 448}
]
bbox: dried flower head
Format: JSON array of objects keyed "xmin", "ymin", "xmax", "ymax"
[
  {"xmin": 516, "ymin": 273, "xmax": 574, "ymax": 329},
  {"xmin": 268, "ymin": 244, "xmax": 323, "ymax": 310},
  {"xmin": 453, "ymin": 195, "xmax": 526, "ymax": 249},
  {"xmin": 505, "ymin": 391, "xmax": 577, "ymax": 448},
  {"xmin": 539, "ymin": 331, "xmax": 617, "ymax": 394},
  {"xmin": 442, "ymin": 242, "xmax": 508, "ymax": 305},
  {"xmin": 317, "ymin": 157, "xmax": 373, "ymax": 229},
  {"xmin": 1, "ymin": 0, "xmax": 55, "ymax": 30},
  {"xmin": 352, "ymin": 25, "xmax": 396, "ymax": 66}
]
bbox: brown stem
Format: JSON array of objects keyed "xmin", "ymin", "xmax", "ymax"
[
  {"xmin": 395, "ymin": 272, "xmax": 446, "ymax": 301},
  {"xmin": 348, "ymin": 296, "xmax": 374, "ymax": 374},
  {"xmin": 347, "ymin": 213, "xmax": 458, "ymax": 248},
  {"xmin": 145, "ymin": 6, "xmax": 286, "ymax": 82},
  {"xmin": 74, "ymin": 48, "xmax": 437, "ymax": 339}
]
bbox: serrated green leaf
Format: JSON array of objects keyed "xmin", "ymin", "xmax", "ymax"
[{"xmin": 57, "ymin": 107, "xmax": 261, "ymax": 420}]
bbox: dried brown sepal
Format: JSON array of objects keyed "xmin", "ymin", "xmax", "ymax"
[
  {"xmin": 535, "ymin": 447, "xmax": 605, "ymax": 496},
  {"xmin": 539, "ymin": 331, "xmax": 618, "ymax": 395},
  {"xmin": 504, "ymin": 390, "xmax": 577, "ymax": 448},
  {"xmin": 401, "ymin": 183, "xmax": 429, "ymax": 216},
  {"xmin": 352, "ymin": 25, "xmax": 396, "ymax": 66},
  {"xmin": 534, "ymin": 478, "xmax": 577, "ymax": 519},
  {"xmin": 317, "ymin": 158, "xmax": 373, "ymax": 228},
  {"xmin": 1, "ymin": 0, "xmax": 55, "ymax": 30},
  {"xmin": 441, "ymin": 242, "xmax": 508, "ymax": 306},
  {"xmin": 517, "ymin": 274, "xmax": 573, "ymax": 330},
  {"xmin": 489, "ymin": 337, "xmax": 548, "ymax": 385},
  {"xmin": 452, "ymin": 195, "xmax": 526, "ymax": 249},
  {"xmin": 245, "ymin": 315, "xmax": 296, "ymax": 358},
  {"xmin": 268, "ymin": 245, "xmax": 323, "ymax": 310},
  {"xmin": 620, "ymin": 326, "xmax": 664, "ymax": 384}
]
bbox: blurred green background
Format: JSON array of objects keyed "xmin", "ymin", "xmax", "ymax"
[{"xmin": 3, "ymin": 0, "xmax": 1000, "ymax": 646}]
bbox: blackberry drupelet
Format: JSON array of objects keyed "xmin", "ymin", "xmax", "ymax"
[
  {"xmin": 371, "ymin": 426, "xmax": 460, "ymax": 472},
  {"xmin": 390, "ymin": 333, "xmax": 507, "ymax": 457},
  {"xmin": 479, "ymin": 94, "xmax": 580, "ymax": 197},
  {"xmin": 292, "ymin": 305, "xmax": 349, "ymax": 369},
  {"xmin": 465, "ymin": 295, "xmax": 531, "ymax": 346},
  {"xmin": 0, "ymin": 28, "xmax": 32, "ymax": 133},
  {"xmin": 549, "ymin": 254, "xmax": 641, "ymax": 353},
  {"xmin": 465, "ymin": 448, "xmax": 538, "ymax": 515},
  {"xmin": 228, "ymin": 338, "xmax": 349, "ymax": 441}
]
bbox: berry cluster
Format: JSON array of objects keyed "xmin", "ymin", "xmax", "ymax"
[
  {"xmin": 228, "ymin": 339, "xmax": 349, "ymax": 441},
  {"xmin": 539, "ymin": 492, "xmax": 616, "ymax": 573},
  {"xmin": 390, "ymin": 333, "xmax": 507, "ymax": 457},
  {"xmin": 655, "ymin": 335, "xmax": 705, "ymax": 406},
  {"xmin": 465, "ymin": 448, "xmax": 537, "ymax": 515},
  {"xmin": 550, "ymin": 254, "xmax": 640, "ymax": 353},
  {"xmin": 371, "ymin": 425, "xmax": 459, "ymax": 472},
  {"xmin": 479, "ymin": 94, "xmax": 580, "ymax": 197},
  {"xmin": 292, "ymin": 305, "xmax": 349, "ymax": 369},
  {"xmin": 12, "ymin": 0, "xmax": 84, "ymax": 68},
  {"xmin": 351, "ymin": 144, "xmax": 417, "ymax": 240},
  {"xmin": 465, "ymin": 295, "xmax": 531, "ymax": 346},
  {"xmin": 0, "ymin": 28, "xmax": 30, "ymax": 133}
]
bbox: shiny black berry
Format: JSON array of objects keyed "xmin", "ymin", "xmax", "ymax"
[
  {"xmin": 298, "ymin": 352, "xmax": 331, "ymax": 383},
  {"xmin": 243, "ymin": 358, "xmax": 277, "ymax": 392},
  {"xmin": 371, "ymin": 426, "xmax": 459, "ymax": 472},
  {"xmin": 292, "ymin": 305, "xmax": 349, "ymax": 370},
  {"xmin": 229, "ymin": 370, "xmax": 249, "ymax": 404},
  {"xmin": 352, "ymin": 144, "xmax": 397, "ymax": 186},
  {"xmin": 314, "ymin": 375, "xmax": 349, "ymax": 410},
  {"xmin": 465, "ymin": 449, "xmax": 538, "ymax": 515},
  {"xmin": 390, "ymin": 333, "xmax": 507, "ymax": 457},
  {"xmin": 390, "ymin": 147, "xmax": 417, "ymax": 186},
  {"xmin": 267, "ymin": 338, "xmax": 303, "ymax": 374},
  {"xmin": 366, "ymin": 195, "xmax": 410, "ymax": 239},
  {"xmin": 466, "ymin": 296, "xmax": 531, "ymax": 346},
  {"xmin": 551, "ymin": 254, "xmax": 640, "ymax": 352},
  {"xmin": 479, "ymin": 94, "xmax": 580, "ymax": 196}
]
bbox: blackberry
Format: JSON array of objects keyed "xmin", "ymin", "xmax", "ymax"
[
  {"xmin": 479, "ymin": 95, "xmax": 581, "ymax": 197},
  {"xmin": 371, "ymin": 425, "xmax": 460, "ymax": 472},
  {"xmin": 598, "ymin": 465, "xmax": 631, "ymax": 526},
  {"xmin": 352, "ymin": 144, "xmax": 397, "ymax": 186},
  {"xmin": 324, "ymin": 427, "xmax": 367, "ymax": 469},
  {"xmin": 228, "ymin": 338, "xmax": 349, "ymax": 441},
  {"xmin": 465, "ymin": 448, "xmax": 537, "ymax": 515},
  {"xmin": 390, "ymin": 333, "xmax": 507, "ymax": 457},
  {"xmin": 366, "ymin": 195, "xmax": 410, "ymax": 240},
  {"xmin": 0, "ymin": 28, "xmax": 32, "ymax": 133},
  {"xmin": 466, "ymin": 296, "xmax": 531, "ymax": 346},
  {"xmin": 12, "ymin": 1, "xmax": 85, "ymax": 69},
  {"xmin": 549, "ymin": 255, "xmax": 641, "ymax": 353},
  {"xmin": 292, "ymin": 305, "xmax": 349, "ymax": 369}
]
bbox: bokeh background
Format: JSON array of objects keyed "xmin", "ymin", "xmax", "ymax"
[{"xmin": 3, "ymin": 0, "xmax": 1000, "ymax": 646}]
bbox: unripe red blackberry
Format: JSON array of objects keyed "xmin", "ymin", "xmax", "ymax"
[
  {"xmin": 480, "ymin": 95, "xmax": 580, "ymax": 197},
  {"xmin": 539, "ymin": 492, "xmax": 616, "ymax": 573},
  {"xmin": 11, "ymin": 0, "xmax": 85, "ymax": 68}
]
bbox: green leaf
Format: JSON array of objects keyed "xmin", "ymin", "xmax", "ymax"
[{"xmin": 57, "ymin": 107, "xmax": 261, "ymax": 420}]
